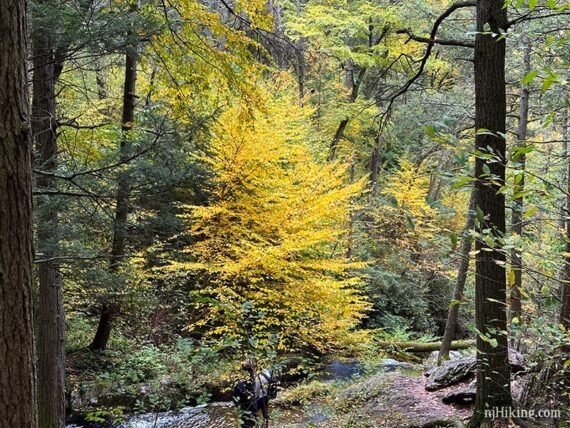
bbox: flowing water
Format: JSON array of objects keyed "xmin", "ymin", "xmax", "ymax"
[
  {"xmin": 66, "ymin": 361, "xmax": 362, "ymax": 428},
  {"xmin": 67, "ymin": 402, "xmax": 239, "ymax": 428}
]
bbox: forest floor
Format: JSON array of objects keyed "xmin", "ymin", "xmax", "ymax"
[
  {"xmin": 271, "ymin": 367, "xmax": 473, "ymax": 428},
  {"xmin": 67, "ymin": 352, "xmax": 563, "ymax": 427}
]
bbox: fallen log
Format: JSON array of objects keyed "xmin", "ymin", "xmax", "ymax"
[{"xmin": 375, "ymin": 339, "xmax": 475, "ymax": 352}]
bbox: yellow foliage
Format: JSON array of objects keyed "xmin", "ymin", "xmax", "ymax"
[
  {"xmin": 374, "ymin": 159, "xmax": 467, "ymax": 275},
  {"xmin": 168, "ymin": 88, "xmax": 370, "ymax": 353},
  {"xmin": 381, "ymin": 160, "xmax": 437, "ymax": 242}
]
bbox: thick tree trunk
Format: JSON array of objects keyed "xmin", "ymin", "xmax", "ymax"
[
  {"xmin": 509, "ymin": 42, "xmax": 531, "ymax": 323},
  {"xmin": 0, "ymin": 0, "xmax": 38, "ymax": 424},
  {"xmin": 439, "ymin": 189, "xmax": 476, "ymax": 362},
  {"xmin": 468, "ymin": 1, "xmax": 512, "ymax": 426},
  {"xmin": 89, "ymin": 36, "xmax": 138, "ymax": 352},
  {"xmin": 561, "ymin": 106, "xmax": 570, "ymax": 329},
  {"xmin": 32, "ymin": 14, "xmax": 66, "ymax": 428}
]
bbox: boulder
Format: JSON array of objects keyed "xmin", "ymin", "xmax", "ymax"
[
  {"xmin": 442, "ymin": 374, "xmax": 527, "ymax": 407},
  {"xmin": 425, "ymin": 351, "xmax": 462, "ymax": 377},
  {"xmin": 380, "ymin": 358, "xmax": 416, "ymax": 372},
  {"xmin": 425, "ymin": 349, "xmax": 525, "ymax": 391},
  {"xmin": 442, "ymin": 381, "xmax": 476, "ymax": 405},
  {"xmin": 508, "ymin": 349, "xmax": 525, "ymax": 373},
  {"xmin": 425, "ymin": 356, "xmax": 476, "ymax": 391}
]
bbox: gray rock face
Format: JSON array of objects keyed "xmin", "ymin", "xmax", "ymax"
[
  {"xmin": 424, "ymin": 351, "xmax": 462, "ymax": 377},
  {"xmin": 380, "ymin": 358, "xmax": 416, "ymax": 372},
  {"xmin": 442, "ymin": 381, "xmax": 476, "ymax": 405},
  {"xmin": 425, "ymin": 349, "xmax": 525, "ymax": 391},
  {"xmin": 442, "ymin": 371, "xmax": 527, "ymax": 407},
  {"xmin": 425, "ymin": 356, "xmax": 476, "ymax": 391},
  {"xmin": 508, "ymin": 349, "xmax": 525, "ymax": 373}
]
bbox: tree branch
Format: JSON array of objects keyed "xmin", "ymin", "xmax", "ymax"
[
  {"xmin": 396, "ymin": 29, "xmax": 475, "ymax": 48},
  {"xmin": 379, "ymin": 1, "xmax": 476, "ymax": 125}
]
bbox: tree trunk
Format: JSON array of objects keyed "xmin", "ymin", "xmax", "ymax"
[
  {"xmin": 295, "ymin": 0, "xmax": 306, "ymax": 101},
  {"xmin": 468, "ymin": 1, "xmax": 512, "ymax": 425},
  {"xmin": 369, "ymin": 141, "xmax": 381, "ymax": 194},
  {"xmin": 439, "ymin": 189, "xmax": 476, "ymax": 362},
  {"xmin": 329, "ymin": 60, "xmax": 365, "ymax": 161},
  {"xmin": 89, "ymin": 29, "xmax": 138, "ymax": 352},
  {"xmin": 427, "ymin": 151, "xmax": 450, "ymax": 202},
  {"xmin": 0, "ymin": 0, "xmax": 38, "ymax": 424},
  {"xmin": 509, "ymin": 42, "xmax": 531, "ymax": 323},
  {"xmin": 561, "ymin": 105, "xmax": 570, "ymax": 329},
  {"xmin": 32, "ymin": 12, "xmax": 66, "ymax": 427}
]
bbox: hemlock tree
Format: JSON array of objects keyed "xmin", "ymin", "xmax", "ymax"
[
  {"xmin": 0, "ymin": 0, "xmax": 38, "ymax": 424},
  {"xmin": 561, "ymin": 104, "xmax": 570, "ymax": 329},
  {"xmin": 89, "ymin": 3, "xmax": 139, "ymax": 352},
  {"xmin": 469, "ymin": 0, "xmax": 512, "ymax": 425},
  {"xmin": 31, "ymin": 0, "xmax": 66, "ymax": 424},
  {"xmin": 509, "ymin": 41, "xmax": 531, "ymax": 323}
]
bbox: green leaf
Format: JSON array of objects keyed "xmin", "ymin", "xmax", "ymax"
[
  {"xmin": 523, "ymin": 206, "xmax": 538, "ymax": 218},
  {"xmin": 512, "ymin": 190, "xmax": 531, "ymax": 199},
  {"xmin": 450, "ymin": 232, "xmax": 458, "ymax": 248},
  {"xmin": 448, "ymin": 299, "xmax": 461, "ymax": 308},
  {"xmin": 476, "ymin": 206, "xmax": 485, "ymax": 222},
  {"xmin": 528, "ymin": 0, "xmax": 538, "ymax": 10},
  {"xmin": 521, "ymin": 70, "xmax": 538, "ymax": 84}
]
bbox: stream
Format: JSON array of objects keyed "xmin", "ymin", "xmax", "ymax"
[{"xmin": 66, "ymin": 361, "xmax": 364, "ymax": 428}]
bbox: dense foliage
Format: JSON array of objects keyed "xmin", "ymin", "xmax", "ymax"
[{"xmin": 1, "ymin": 0, "xmax": 570, "ymax": 425}]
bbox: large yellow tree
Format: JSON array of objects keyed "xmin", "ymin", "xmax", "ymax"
[{"xmin": 169, "ymin": 84, "xmax": 369, "ymax": 354}]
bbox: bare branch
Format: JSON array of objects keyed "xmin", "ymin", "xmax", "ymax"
[{"xmin": 396, "ymin": 29, "xmax": 475, "ymax": 48}]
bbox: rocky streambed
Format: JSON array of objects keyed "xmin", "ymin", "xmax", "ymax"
[{"xmin": 67, "ymin": 351, "xmax": 556, "ymax": 428}]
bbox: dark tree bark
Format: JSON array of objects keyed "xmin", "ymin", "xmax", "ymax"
[
  {"xmin": 329, "ymin": 60, "xmax": 365, "ymax": 161},
  {"xmin": 294, "ymin": 0, "xmax": 306, "ymax": 101},
  {"xmin": 31, "ymin": 10, "xmax": 66, "ymax": 427},
  {"xmin": 509, "ymin": 42, "xmax": 531, "ymax": 323},
  {"xmin": 468, "ymin": 1, "xmax": 512, "ymax": 425},
  {"xmin": 0, "ymin": 0, "xmax": 38, "ymax": 424},
  {"xmin": 89, "ymin": 31, "xmax": 138, "ymax": 352},
  {"xmin": 439, "ymin": 189, "xmax": 476, "ymax": 362},
  {"xmin": 561, "ymin": 105, "xmax": 570, "ymax": 329}
]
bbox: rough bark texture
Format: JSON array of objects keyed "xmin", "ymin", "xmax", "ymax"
[
  {"xmin": 0, "ymin": 0, "xmax": 38, "ymax": 424},
  {"xmin": 469, "ymin": 1, "xmax": 512, "ymax": 425},
  {"xmin": 439, "ymin": 189, "xmax": 476, "ymax": 362},
  {"xmin": 32, "ymin": 11, "xmax": 66, "ymax": 427},
  {"xmin": 89, "ymin": 38, "xmax": 138, "ymax": 352},
  {"xmin": 509, "ymin": 42, "xmax": 531, "ymax": 323},
  {"xmin": 561, "ymin": 106, "xmax": 570, "ymax": 329}
]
